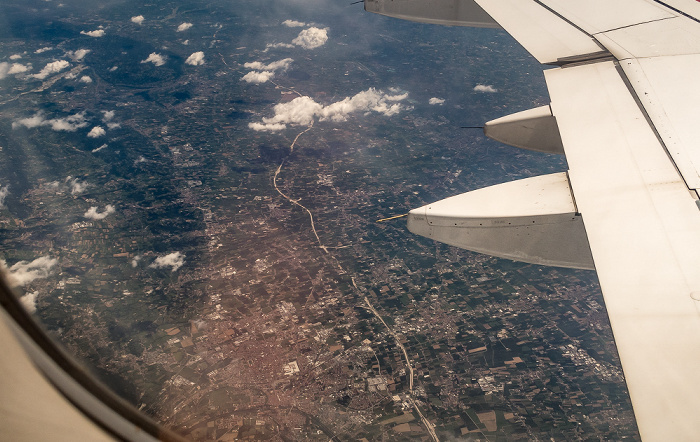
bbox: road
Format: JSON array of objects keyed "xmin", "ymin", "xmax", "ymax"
[{"xmin": 359, "ymin": 288, "xmax": 439, "ymax": 442}]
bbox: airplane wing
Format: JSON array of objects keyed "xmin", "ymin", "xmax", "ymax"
[{"xmin": 365, "ymin": 0, "xmax": 700, "ymax": 440}]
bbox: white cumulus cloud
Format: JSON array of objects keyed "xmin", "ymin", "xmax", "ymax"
[
  {"xmin": 10, "ymin": 54, "xmax": 22, "ymax": 60},
  {"xmin": 149, "ymin": 252, "xmax": 185, "ymax": 272},
  {"xmin": 250, "ymin": 88, "xmax": 409, "ymax": 131},
  {"xmin": 101, "ymin": 110, "xmax": 115, "ymax": 122},
  {"xmin": 9, "ymin": 63, "xmax": 31, "ymax": 75},
  {"xmin": 1, "ymin": 62, "xmax": 31, "ymax": 79},
  {"xmin": 260, "ymin": 96, "xmax": 321, "ymax": 128},
  {"xmin": 87, "ymin": 126, "xmax": 106, "ymax": 138},
  {"xmin": 0, "ymin": 185, "xmax": 9, "ymax": 208},
  {"xmin": 242, "ymin": 58, "xmax": 293, "ymax": 84},
  {"xmin": 141, "ymin": 52, "xmax": 166, "ymax": 66},
  {"xmin": 92, "ymin": 144, "xmax": 108, "ymax": 153},
  {"xmin": 32, "ymin": 60, "xmax": 70, "ymax": 80},
  {"xmin": 244, "ymin": 58, "xmax": 293, "ymax": 71},
  {"xmin": 67, "ymin": 177, "xmax": 88, "ymax": 195},
  {"xmin": 131, "ymin": 255, "xmax": 141, "ymax": 267},
  {"xmin": 1, "ymin": 256, "xmax": 58, "ymax": 287},
  {"xmin": 177, "ymin": 22, "xmax": 193, "ymax": 32},
  {"xmin": 13, "ymin": 114, "xmax": 47, "ymax": 129},
  {"xmin": 68, "ymin": 49, "xmax": 90, "ymax": 60},
  {"xmin": 101, "ymin": 111, "xmax": 120, "ymax": 129},
  {"xmin": 19, "ymin": 291, "xmax": 39, "ymax": 313},
  {"xmin": 429, "ymin": 97, "xmax": 445, "ymax": 105},
  {"xmin": 185, "ymin": 51, "xmax": 205, "ymax": 66},
  {"xmin": 283, "ymin": 20, "xmax": 307, "ymax": 27},
  {"xmin": 81, "ymin": 29, "xmax": 105, "ymax": 38},
  {"xmin": 84, "ymin": 205, "xmax": 115, "ymax": 220},
  {"xmin": 13, "ymin": 112, "xmax": 89, "ymax": 132},
  {"xmin": 249, "ymin": 122, "xmax": 287, "ymax": 131},
  {"xmin": 35, "ymin": 47, "xmax": 53, "ymax": 54},
  {"xmin": 265, "ymin": 42, "xmax": 295, "ymax": 50},
  {"xmin": 131, "ymin": 15, "xmax": 145, "ymax": 25},
  {"xmin": 474, "ymin": 84, "xmax": 497, "ymax": 93},
  {"xmin": 241, "ymin": 71, "xmax": 275, "ymax": 84},
  {"xmin": 292, "ymin": 27, "xmax": 328, "ymax": 49},
  {"xmin": 79, "ymin": 75, "xmax": 92, "ymax": 83}
]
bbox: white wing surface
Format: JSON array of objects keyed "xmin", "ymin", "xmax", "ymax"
[{"xmin": 366, "ymin": 0, "xmax": 700, "ymax": 439}]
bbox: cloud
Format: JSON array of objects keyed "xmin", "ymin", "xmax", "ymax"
[
  {"xmin": 149, "ymin": 252, "xmax": 185, "ymax": 272},
  {"xmin": 265, "ymin": 42, "xmax": 295, "ymax": 50},
  {"xmin": 13, "ymin": 114, "xmax": 46, "ymax": 129},
  {"xmin": 101, "ymin": 111, "xmax": 120, "ymax": 129},
  {"xmin": 68, "ymin": 177, "xmax": 88, "ymax": 195},
  {"xmin": 474, "ymin": 84, "xmax": 497, "ymax": 93},
  {"xmin": 257, "ymin": 96, "xmax": 321, "ymax": 129},
  {"xmin": 0, "ymin": 59, "xmax": 28, "ymax": 76},
  {"xmin": 292, "ymin": 27, "xmax": 328, "ymax": 49},
  {"xmin": 249, "ymin": 88, "xmax": 409, "ymax": 131},
  {"xmin": 185, "ymin": 51, "xmax": 205, "ymax": 66},
  {"xmin": 8, "ymin": 63, "xmax": 30, "ymax": 75},
  {"xmin": 80, "ymin": 29, "xmax": 105, "ymax": 37},
  {"xmin": 131, "ymin": 255, "xmax": 141, "ymax": 267},
  {"xmin": 92, "ymin": 144, "xmax": 108, "ymax": 153},
  {"xmin": 68, "ymin": 49, "xmax": 90, "ymax": 61},
  {"xmin": 12, "ymin": 112, "xmax": 89, "ymax": 132},
  {"xmin": 32, "ymin": 60, "xmax": 69, "ymax": 79},
  {"xmin": 283, "ymin": 20, "xmax": 307, "ymax": 27},
  {"xmin": 84, "ymin": 205, "xmax": 115, "ymax": 220},
  {"xmin": 19, "ymin": 291, "xmax": 39, "ymax": 313},
  {"xmin": 79, "ymin": 75, "xmax": 92, "ymax": 83},
  {"xmin": 81, "ymin": 29, "xmax": 105, "ymax": 37},
  {"xmin": 244, "ymin": 58, "xmax": 293, "ymax": 71},
  {"xmin": 131, "ymin": 15, "xmax": 145, "ymax": 25},
  {"xmin": 101, "ymin": 110, "xmax": 115, "ymax": 122},
  {"xmin": 87, "ymin": 126, "xmax": 106, "ymax": 138},
  {"xmin": 429, "ymin": 97, "xmax": 445, "ymax": 105},
  {"xmin": 177, "ymin": 22, "xmax": 193, "ymax": 32},
  {"xmin": 1, "ymin": 256, "xmax": 58, "ymax": 287},
  {"xmin": 141, "ymin": 52, "xmax": 165, "ymax": 66},
  {"xmin": 248, "ymin": 122, "xmax": 287, "ymax": 131},
  {"xmin": 241, "ymin": 71, "xmax": 275, "ymax": 84},
  {"xmin": 48, "ymin": 113, "xmax": 88, "ymax": 131},
  {"xmin": 0, "ymin": 185, "xmax": 8, "ymax": 208},
  {"xmin": 242, "ymin": 58, "xmax": 293, "ymax": 84},
  {"xmin": 35, "ymin": 47, "xmax": 52, "ymax": 54},
  {"xmin": 320, "ymin": 89, "xmax": 407, "ymax": 121},
  {"xmin": 10, "ymin": 54, "xmax": 22, "ymax": 60},
  {"xmin": 384, "ymin": 92, "xmax": 408, "ymax": 102}
]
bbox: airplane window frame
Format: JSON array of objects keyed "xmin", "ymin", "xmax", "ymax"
[{"xmin": 0, "ymin": 272, "xmax": 187, "ymax": 442}]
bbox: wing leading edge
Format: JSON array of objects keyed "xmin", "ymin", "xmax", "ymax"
[{"xmin": 366, "ymin": 0, "xmax": 700, "ymax": 440}]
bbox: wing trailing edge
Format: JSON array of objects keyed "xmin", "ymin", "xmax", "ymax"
[{"xmin": 364, "ymin": 0, "xmax": 498, "ymax": 28}]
